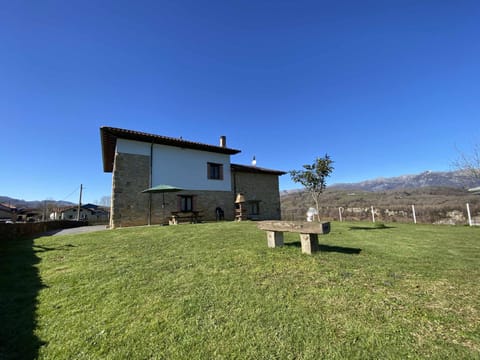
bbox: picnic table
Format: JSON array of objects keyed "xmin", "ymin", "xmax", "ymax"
[
  {"xmin": 257, "ymin": 220, "xmax": 331, "ymax": 254},
  {"xmin": 169, "ymin": 211, "xmax": 202, "ymax": 224}
]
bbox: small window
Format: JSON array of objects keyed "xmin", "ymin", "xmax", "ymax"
[
  {"xmin": 179, "ymin": 196, "xmax": 194, "ymax": 212},
  {"xmin": 207, "ymin": 162, "xmax": 223, "ymax": 180}
]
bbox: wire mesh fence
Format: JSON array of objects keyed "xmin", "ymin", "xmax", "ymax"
[{"xmin": 282, "ymin": 203, "xmax": 480, "ymax": 226}]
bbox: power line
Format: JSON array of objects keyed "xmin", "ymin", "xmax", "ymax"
[{"xmin": 60, "ymin": 186, "xmax": 81, "ymax": 202}]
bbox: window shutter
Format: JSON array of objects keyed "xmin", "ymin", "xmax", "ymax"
[{"xmin": 219, "ymin": 164, "xmax": 224, "ymax": 180}]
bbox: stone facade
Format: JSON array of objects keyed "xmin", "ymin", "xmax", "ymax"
[
  {"xmin": 110, "ymin": 153, "xmax": 150, "ymax": 227},
  {"xmin": 232, "ymin": 171, "xmax": 282, "ymax": 220},
  {"xmin": 110, "ymin": 152, "xmax": 238, "ymax": 227},
  {"xmin": 149, "ymin": 190, "xmax": 235, "ymax": 224}
]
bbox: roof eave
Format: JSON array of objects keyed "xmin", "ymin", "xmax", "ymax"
[{"xmin": 231, "ymin": 163, "xmax": 287, "ymax": 176}]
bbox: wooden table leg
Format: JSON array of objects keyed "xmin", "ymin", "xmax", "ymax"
[
  {"xmin": 300, "ymin": 233, "xmax": 319, "ymax": 254},
  {"xmin": 267, "ymin": 231, "xmax": 284, "ymax": 248}
]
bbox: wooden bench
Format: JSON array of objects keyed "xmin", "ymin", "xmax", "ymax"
[{"xmin": 257, "ymin": 221, "xmax": 331, "ymax": 255}]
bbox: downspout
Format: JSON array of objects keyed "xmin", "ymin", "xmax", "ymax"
[
  {"xmin": 148, "ymin": 142, "xmax": 153, "ymax": 226},
  {"xmin": 233, "ymin": 170, "xmax": 237, "ymax": 195},
  {"xmin": 232, "ymin": 169, "xmax": 237, "ymax": 219}
]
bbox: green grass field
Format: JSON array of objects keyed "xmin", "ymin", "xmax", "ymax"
[{"xmin": 1, "ymin": 221, "xmax": 479, "ymax": 359}]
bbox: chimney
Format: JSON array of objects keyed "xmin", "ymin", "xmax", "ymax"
[{"xmin": 220, "ymin": 136, "xmax": 227, "ymax": 148}]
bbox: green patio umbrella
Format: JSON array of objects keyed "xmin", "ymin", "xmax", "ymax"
[{"xmin": 142, "ymin": 184, "xmax": 183, "ymax": 225}]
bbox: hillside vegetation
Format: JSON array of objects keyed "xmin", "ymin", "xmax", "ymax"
[
  {"xmin": 282, "ymin": 187, "xmax": 480, "ymax": 224},
  {"xmin": 1, "ymin": 222, "xmax": 479, "ymax": 359}
]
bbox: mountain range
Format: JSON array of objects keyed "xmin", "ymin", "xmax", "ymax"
[
  {"xmin": 0, "ymin": 196, "xmax": 75, "ymax": 209},
  {"xmin": 305, "ymin": 170, "xmax": 477, "ymax": 193}
]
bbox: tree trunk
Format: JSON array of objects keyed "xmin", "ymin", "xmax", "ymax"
[{"xmin": 312, "ymin": 193, "xmax": 321, "ymax": 222}]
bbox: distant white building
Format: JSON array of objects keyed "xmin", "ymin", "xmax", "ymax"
[
  {"xmin": 50, "ymin": 204, "xmax": 109, "ymax": 222},
  {"xmin": 469, "ymin": 186, "xmax": 480, "ymax": 195}
]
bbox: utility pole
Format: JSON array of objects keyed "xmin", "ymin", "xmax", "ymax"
[{"xmin": 77, "ymin": 184, "xmax": 83, "ymax": 221}]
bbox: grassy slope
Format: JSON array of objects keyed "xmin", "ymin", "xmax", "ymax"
[{"xmin": 2, "ymin": 222, "xmax": 479, "ymax": 359}]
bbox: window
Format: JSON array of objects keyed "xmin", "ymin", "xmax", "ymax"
[
  {"xmin": 179, "ymin": 195, "xmax": 194, "ymax": 212},
  {"xmin": 248, "ymin": 201, "xmax": 260, "ymax": 216},
  {"xmin": 207, "ymin": 162, "xmax": 223, "ymax": 180}
]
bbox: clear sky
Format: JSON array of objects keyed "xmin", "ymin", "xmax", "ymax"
[{"xmin": 1, "ymin": 0, "xmax": 479, "ymax": 204}]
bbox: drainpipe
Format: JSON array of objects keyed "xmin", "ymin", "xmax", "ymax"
[
  {"xmin": 232, "ymin": 169, "xmax": 237, "ymax": 220},
  {"xmin": 148, "ymin": 143, "xmax": 153, "ymax": 225}
]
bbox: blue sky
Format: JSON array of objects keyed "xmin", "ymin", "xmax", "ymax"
[{"xmin": 1, "ymin": 0, "xmax": 479, "ymax": 204}]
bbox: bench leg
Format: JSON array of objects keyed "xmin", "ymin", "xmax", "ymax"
[
  {"xmin": 267, "ymin": 231, "xmax": 284, "ymax": 248},
  {"xmin": 300, "ymin": 233, "xmax": 319, "ymax": 254}
]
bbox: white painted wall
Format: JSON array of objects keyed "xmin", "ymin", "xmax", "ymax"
[
  {"xmin": 116, "ymin": 139, "xmax": 232, "ymax": 191},
  {"xmin": 117, "ymin": 138, "xmax": 150, "ymax": 156}
]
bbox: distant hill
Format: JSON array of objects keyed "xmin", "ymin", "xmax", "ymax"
[
  {"xmin": 330, "ymin": 170, "xmax": 478, "ymax": 192},
  {"xmin": 0, "ymin": 196, "xmax": 75, "ymax": 209},
  {"xmin": 281, "ymin": 170, "xmax": 480, "ymax": 224}
]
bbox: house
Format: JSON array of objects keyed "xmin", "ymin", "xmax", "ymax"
[
  {"xmin": 100, "ymin": 126, "xmax": 286, "ymax": 228},
  {"xmin": 0, "ymin": 203, "xmax": 39, "ymax": 222},
  {"xmin": 0, "ymin": 203, "xmax": 13, "ymax": 221},
  {"xmin": 469, "ymin": 186, "xmax": 480, "ymax": 195},
  {"xmin": 50, "ymin": 204, "xmax": 110, "ymax": 222}
]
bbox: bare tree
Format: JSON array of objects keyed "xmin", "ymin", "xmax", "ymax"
[
  {"xmin": 289, "ymin": 154, "xmax": 334, "ymax": 221},
  {"xmin": 99, "ymin": 196, "xmax": 111, "ymax": 207},
  {"xmin": 44, "ymin": 198, "xmax": 57, "ymax": 220},
  {"xmin": 453, "ymin": 143, "xmax": 480, "ymax": 184}
]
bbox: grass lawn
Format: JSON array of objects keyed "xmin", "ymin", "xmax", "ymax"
[{"xmin": 1, "ymin": 221, "xmax": 479, "ymax": 359}]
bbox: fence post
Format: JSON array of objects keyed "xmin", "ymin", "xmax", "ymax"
[
  {"xmin": 371, "ymin": 206, "xmax": 375, "ymax": 223},
  {"xmin": 338, "ymin": 207, "xmax": 343, "ymax": 222},
  {"xmin": 466, "ymin": 203, "xmax": 472, "ymax": 227},
  {"xmin": 412, "ymin": 204, "xmax": 417, "ymax": 224}
]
